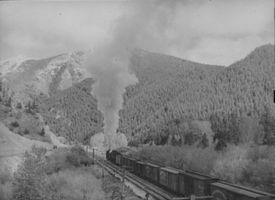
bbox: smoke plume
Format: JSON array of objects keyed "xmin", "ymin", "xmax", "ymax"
[{"xmin": 86, "ymin": 1, "xmax": 185, "ymax": 149}]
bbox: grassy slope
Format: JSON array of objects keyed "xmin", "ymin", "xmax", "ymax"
[{"xmin": 0, "ymin": 123, "xmax": 51, "ymax": 157}]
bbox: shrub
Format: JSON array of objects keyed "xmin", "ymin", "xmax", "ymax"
[
  {"xmin": 46, "ymin": 148, "xmax": 70, "ymax": 174},
  {"xmin": 66, "ymin": 152, "xmax": 81, "ymax": 167},
  {"xmin": 128, "ymin": 140, "xmax": 139, "ymax": 147},
  {"xmin": 0, "ymin": 181, "xmax": 13, "ymax": 200},
  {"xmin": 242, "ymin": 159, "xmax": 275, "ymax": 193},
  {"xmin": 23, "ymin": 128, "xmax": 29, "ymax": 135},
  {"xmin": 13, "ymin": 146, "xmax": 60, "ymax": 200},
  {"xmin": 46, "ymin": 147, "xmax": 91, "ymax": 174},
  {"xmin": 10, "ymin": 121, "xmax": 19, "ymax": 128},
  {"xmin": 211, "ymin": 145, "xmax": 275, "ymax": 193},
  {"xmin": 0, "ymin": 167, "xmax": 12, "ymax": 185},
  {"xmin": 211, "ymin": 145, "xmax": 250, "ymax": 183},
  {"xmin": 48, "ymin": 168, "xmax": 105, "ymax": 200},
  {"xmin": 40, "ymin": 128, "xmax": 45, "ymax": 136},
  {"xmin": 16, "ymin": 102, "xmax": 22, "ymax": 109},
  {"xmin": 134, "ymin": 145, "xmax": 218, "ymax": 174},
  {"xmin": 66, "ymin": 146, "xmax": 93, "ymax": 167},
  {"xmin": 242, "ymin": 146, "xmax": 275, "ymax": 193},
  {"xmin": 13, "ymin": 146, "xmax": 47, "ymax": 199},
  {"xmin": 5, "ymin": 97, "xmax": 12, "ymax": 107},
  {"xmin": 0, "ymin": 168, "xmax": 13, "ymax": 200}
]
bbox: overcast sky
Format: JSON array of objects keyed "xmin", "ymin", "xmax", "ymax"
[{"xmin": 0, "ymin": 0, "xmax": 273, "ymax": 65}]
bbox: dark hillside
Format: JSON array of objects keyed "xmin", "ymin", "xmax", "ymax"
[
  {"xmin": 119, "ymin": 45, "xmax": 275, "ymax": 145},
  {"xmin": 119, "ymin": 49, "xmax": 223, "ymax": 142},
  {"xmin": 39, "ymin": 78, "xmax": 104, "ymax": 144}
]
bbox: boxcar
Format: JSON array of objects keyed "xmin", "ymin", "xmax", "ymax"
[
  {"xmin": 159, "ymin": 167, "xmax": 179, "ymax": 194},
  {"xmin": 210, "ymin": 182, "xmax": 275, "ymax": 200},
  {"xmin": 144, "ymin": 162, "xmax": 160, "ymax": 184},
  {"xmin": 127, "ymin": 157, "xmax": 136, "ymax": 172},
  {"xmin": 115, "ymin": 152, "xmax": 122, "ymax": 166},
  {"xmin": 134, "ymin": 161, "xmax": 145, "ymax": 177},
  {"xmin": 121, "ymin": 155, "xmax": 128, "ymax": 167},
  {"xmin": 178, "ymin": 170, "xmax": 218, "ymax": 197},
  {"xmin": 121, "ymin": 155, "xmax": 135, "ymax": 171}
]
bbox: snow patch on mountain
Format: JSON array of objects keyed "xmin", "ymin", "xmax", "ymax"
[
  {"xmin": 0, "ymin": 51, "xmax": 91, "ymax": 101},
  {"xmin": 0, "ymin": 55, "xmax": 27, "ymax": 77}
]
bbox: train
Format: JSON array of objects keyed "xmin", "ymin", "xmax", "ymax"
[{"xmin": 106, "ymin": 147, "xmax": 275, "ymax": 200}]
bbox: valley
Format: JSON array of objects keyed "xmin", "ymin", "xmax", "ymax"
[
  {"xmin": 0, "ymin": 0, "xmax": 274, "ymax": 199},
  {"xmin": 0, "ymin": 44, "xmax": 274, "ymax": 199}
]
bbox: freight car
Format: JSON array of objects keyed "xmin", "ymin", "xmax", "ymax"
[
  {"xmin": 134, "ymin": 160, "xmax": 145, "ymax": 177},
  {"xmin": 144, "ymin": 162, "xmax": 160, "ymax": 184},
  {"xmin": 179, "ymin": 170, "xmax": 218, "ymax": 197},
  {"xmin": 159, "ymin": 167, "xmax": 179, "ymax": 194},
  {"xmin": 122, "ymin": 155, "xmax": 136, "ymax": 172},
  {"xmin": 106, "ymin": 149, "xmax": 275, "ymax": 200}
]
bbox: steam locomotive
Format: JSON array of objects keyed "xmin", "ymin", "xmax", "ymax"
[{"xmin": 106, "ymin": 148, "xmax": 275, "ymax": 200}]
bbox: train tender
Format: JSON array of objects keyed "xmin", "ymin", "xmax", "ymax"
[{"xmin": 106, "ymin": 148, "xmax": 275, "ymax": 200}]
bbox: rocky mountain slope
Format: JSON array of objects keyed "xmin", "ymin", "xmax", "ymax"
[
  {"xmin": 0, "ymin": 51, "xmax": 90, "ymax": 104},
  {"xmin": 0, "ymin": 52, "xmax": 103, "ymax": 144}
]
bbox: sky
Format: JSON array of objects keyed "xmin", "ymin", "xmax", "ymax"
[{"xmin": 0, "ymin": 0, "xmax": 274, "ymax": 66}]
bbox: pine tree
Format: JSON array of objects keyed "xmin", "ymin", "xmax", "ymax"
[
  {"xmin": 16, "ymin": 102, "xmax": 22, "ymax": 109},
  {"xmin": 0, "ymin": 78, "xmax": 2, "ymax": 92},
  {"xmin": 200, "ymin": 133, "xmax": 209, "ymax": 148},
  {"xmin": 260, "ymin": 107, "xmax": 275, "ymax": 145},
  {"xmin": 25, "ymin": 101, "xmax": 32, "ymax": 113},
  {"xmin": 6, "ymin": 97, "xmax": 12, "ymax": 107},
  {"xmin": 40, "ymin": 128, "xmax": 45, "ymax": 136}
]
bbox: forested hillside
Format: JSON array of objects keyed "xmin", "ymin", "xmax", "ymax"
[
  {"xmin": 0, "ymin": 52, "xmax": 104, "ymax": 145},
  {"xmin": 118, "ymin": 44, "xmax": 275, "ymax": 146},
  {"xmin": 39, "ymin": 78, "xmax": 104, "ymax": 144}
]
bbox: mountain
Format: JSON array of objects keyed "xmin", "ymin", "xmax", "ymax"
[
  {"xmin": 1, "ymin": 44, "xmax": 274, "ymax": 146},
  {"xmin": 0, "ymin": 52, "xmax": 103, "ymax": 144},
  {"xmin": 0, "ymin": 51, "xmax": 90, "ymax": 104},
  {"xmin": 118, "ymin": 48, "xmax": 223, "ymax": 142},
  {"xmin": 118, "ymin": 44, "xmax": 275, "ymax": 144}
]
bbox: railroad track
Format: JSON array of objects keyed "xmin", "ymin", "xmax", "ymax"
[
  {"xmin": 95, "ymin": 157, "xmax": 212, "ymax": 200},
  {"xmin": 97, "ymin": 157, "xmax": 175, "ymax": 200}
]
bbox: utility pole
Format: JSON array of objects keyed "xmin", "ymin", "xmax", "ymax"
[
  {"xmin": 145, "ymin": 192, "xmax": 149, "ymax": 200},
  {"xmin": 92, "ymin": 147, "xmax": 96, "ymax": 164},
  {"xmin": 102, "ymin": 167, "xmax": 105, "ymax": 178},
  {"xmin": 122, "ymin": 166, "xmax": 126, "ymax": 200}
]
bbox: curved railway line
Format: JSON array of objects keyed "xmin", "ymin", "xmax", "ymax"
[
  {"xmin": 95, "ymin": 156, "xmax": 213, "ymax": 200},
  {"xmin": 93, "ymin": 148, "xmax": 275, "ymax": 200}
]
